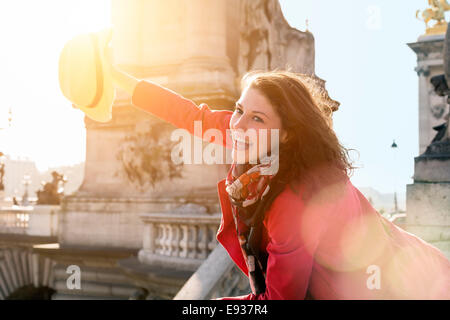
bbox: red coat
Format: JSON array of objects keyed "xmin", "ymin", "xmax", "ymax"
[{"xmin": 132, "ymin": 80, "xmax": 450, "ymax": 300}]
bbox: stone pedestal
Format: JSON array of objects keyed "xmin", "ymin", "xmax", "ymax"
[
  {"xmin": 405, "ymin": 129, "xmax": 450, "ymax": 260},
  {"xmin": 406, "ymin": 182, "xmax": 450, "ymax": 258}
]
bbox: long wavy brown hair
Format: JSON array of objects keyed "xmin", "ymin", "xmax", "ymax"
[{"xmin": 241, "ymin": 70, "xmax": 355, "ymax": 196}]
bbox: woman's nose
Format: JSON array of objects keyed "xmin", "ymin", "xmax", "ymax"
[{"xmin": 231, "ymin": 114, "xmax": 249, "ymax": 131}]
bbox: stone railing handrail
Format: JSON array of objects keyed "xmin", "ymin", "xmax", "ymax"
[
  {"xmin": 173, "ymin": 244, "xmax": 250, "ymax": 300},
  {"xmin": 140, "ymin": 213, "xmax": 220, "ymax": 224}
]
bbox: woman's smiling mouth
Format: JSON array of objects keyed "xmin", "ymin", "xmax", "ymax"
[{"xmin": 233, "ymin": 138, "xmax": 251, "ymax": 151}]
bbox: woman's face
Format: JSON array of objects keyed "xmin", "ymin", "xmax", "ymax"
[{"xmin": 229, "ymin": 86, "xmax": 287, "ymax": 164}]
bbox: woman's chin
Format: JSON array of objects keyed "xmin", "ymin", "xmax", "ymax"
[
  {"xmin": 232, "ymin": 149, "xmax": 249, "ymax": 164},
  {"xmin": 231, "ymin": 150, "xmax": 260, "ymax": 165}
]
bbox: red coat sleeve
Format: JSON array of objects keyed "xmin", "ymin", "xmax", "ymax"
[{"xmin": 131, "ymin": 80, "xmax": 232, "ymax": 147}]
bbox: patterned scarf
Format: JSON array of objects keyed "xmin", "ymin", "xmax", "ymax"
[
  {"xmin": 225, "ymin": 155, "xmax": 279, "ymax": 207},
  {"xmin": 225, "ymin": 154, "xmax": 279, "ymax": 294}
]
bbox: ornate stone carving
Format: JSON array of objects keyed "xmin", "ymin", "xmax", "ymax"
[
  {"xmin": 36, "ymin": 171, "xmax": 67, "ymax": 205},
  {"xmin": 415, "ymin": 65, "xmax": 431, "ymax": 77},
  {"xmin": 430, "ymin": 96, "xmax": 448, "ymax": 122},
  {"xmin": 115, "ymin": 121, "xmax": 183, "ymax": 191},
  {"xmin": 238, "ymin": 0, "xmax": 315, "ymax": 76}
]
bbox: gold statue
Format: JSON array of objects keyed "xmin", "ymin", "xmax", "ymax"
[{"xmin": 417, "ymin": 0, "xmax": 450, "ymax": 35}]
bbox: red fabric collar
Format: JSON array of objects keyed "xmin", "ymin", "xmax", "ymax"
[{"xmin": 216, "ymin": 178, "xmax": 249, "ymax": 276}]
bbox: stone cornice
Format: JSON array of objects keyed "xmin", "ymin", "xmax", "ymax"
[{"xmin": 408, "ymin": 39, "xmax": 444, "ymax": 61}]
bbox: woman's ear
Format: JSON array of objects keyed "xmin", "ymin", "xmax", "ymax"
[{"xmin": 280, "ymin": 129, "xmax": 289, "ymax": 144}]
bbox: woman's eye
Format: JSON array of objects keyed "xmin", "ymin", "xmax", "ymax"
[
  {"xmin": 235, "ymin": 107, "xmax": 243, "ymax": 114},
  {"xmin": 253, "ymin": 116, "xmax": 264, "ymax": 123}
]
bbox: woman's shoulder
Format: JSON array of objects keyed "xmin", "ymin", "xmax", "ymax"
[
  {"xmin": 263, "ymin": 173, "xmax": 353, "ymax": 231},
  {"xmin": 262, "ymin": 174, "xmax": 359, "ymax": 253},
  {"xmin": 273, "ymin": 171, "xmax": 351, "ymax": 206}
]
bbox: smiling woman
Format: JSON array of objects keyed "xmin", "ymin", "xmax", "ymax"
[
  {"xmin": 0, "ymin": 0, "xmax": 110, "ymax": 170},
  {"xmin": 106, "ymin": 56, "xmax": 450, "ymax": 299},
  {"xmin": 52, "ymin": 1, "xmax": 450, "ymax": 300}
]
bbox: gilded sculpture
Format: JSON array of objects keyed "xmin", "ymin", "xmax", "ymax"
[{"xmin": 417, "ymin": 0, "xmax": 450, "ymax": 35}]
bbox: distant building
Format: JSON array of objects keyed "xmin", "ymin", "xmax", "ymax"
[
  {"xmin": 2, "ymin": 154, "xmax": 84, "ymax": 200},
  {"xmin": 2, "ymin": 155, "xmax": 40, "ymax": 200},
  {"xmin": 358, "ymin": 186, "xmax": 406, "ymax": 213}
]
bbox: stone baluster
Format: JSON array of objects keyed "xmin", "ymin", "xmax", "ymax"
[
  {"xmin": 139, "ymin": 212, "xmax": 221, "ymax": 270},
  {"xmin": 207, "ymin": 225, "xmax": 217, "ymax": 253},
  {"xmin": 190, "ymin": 225, "xmax": 198, "ymax": 259},
  {"xmin": 143, "ymin": 222, "xmax": 156, "ymax": 254},
  {"xmin": 160, "ymin": 224, "xmax": 169, "ymax": 255},
  {"xmin": 154, "ymin": 224, "xmax": 162, "ymax": 254},
  {"xmin": 168, "ymin": 224, "xmax": 173, "ymax": 256},
  {"xmin": 163, "ymin": 224, "xmax": 169, "ymax": 255},
  {"xmin": 165, "ymin": 224, "xmax": 172, "ymax": 256},
  {"xmin": 155, "ymin": 224, "xmax": 162, "ymax": 255},
  {"xmin": 197, "ymin": 225, "xmax": 208, "ymax": 260},
  {"xmin": 179, "ymin": 225, "xmax": 189, "ymax": 258},
  {"xmin": 171, "ymin": 224, "xmax": 181, "ymax": 257},
  {"xmin": 166, "ymin": 224, "xmax": 173, "ymax": 256}
]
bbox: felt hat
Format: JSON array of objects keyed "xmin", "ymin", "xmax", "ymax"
[{"xmin": 59, "ymin": 29, "xmax": 115, "ymax": 123}]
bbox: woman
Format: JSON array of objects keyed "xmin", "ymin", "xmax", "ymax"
[{"xmin": 107, "ymin": 60, "xmax": 449, "ymax": 299}]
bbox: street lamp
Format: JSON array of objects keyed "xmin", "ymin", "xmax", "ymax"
[
  {"xmin": 22, "ymin": 174, "xmax": 31, "ymax": 206},
  {"xmin": 391, "ymin": 140, "xmax": 398, "ymax": 213}
]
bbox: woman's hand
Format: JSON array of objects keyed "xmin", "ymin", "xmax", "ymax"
[{"xmin": 101, "ymin": 31, "xmax": 139, "ymax": 96}]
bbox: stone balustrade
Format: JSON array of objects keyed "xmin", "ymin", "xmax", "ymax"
[
  {"xmin": 0, "ymin": 206, "xmax": 33, "ymax": 234},
  {"xmin": 0, "ymin": 205, "xmax": 59, "ymax": 237},
  {"xmin": 138, "ymin": 205, "xmax": 222, "ymax": 272}
]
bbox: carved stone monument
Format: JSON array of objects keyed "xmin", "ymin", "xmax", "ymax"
[
  {"xmin": 409, "ymin": 35, "xmax": 449, "ymax": 154},
  {"xmin": 406, "ymin": 21, "xmax": 450, "ymax": 259}
]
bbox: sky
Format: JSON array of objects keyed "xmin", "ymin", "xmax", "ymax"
[
  {"xmin": 0, "ymin": 0, "xmax": 442, "ymax": 198},
  {"xmin": 0, "ymin": 0, "xmax": 110, "ymax": 171}
]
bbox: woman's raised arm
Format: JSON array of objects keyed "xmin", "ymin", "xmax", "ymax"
[
  {"xmin": 109, "ymin": 64, "xmax": 139, "ymax": 97},
  {"xmin": 107, "ymin": 54, "xmax": 232, "ymax": 147}
]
